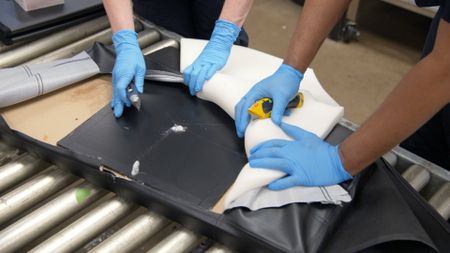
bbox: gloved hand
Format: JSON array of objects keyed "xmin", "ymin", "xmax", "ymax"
[
  {"xmin": 248, "ymin": 122, "xmax": 352, "ymax": 189},
  {"xmin": 234, "ymin": 64, "xmax": 303, "ymax": 138},
  {"xmin": 111, "ymin": 29, "xmax": 146, "ymax": 118},
  {"xmin": 183, "ymin": 19, "xmax": 240, "ymax": 96}
]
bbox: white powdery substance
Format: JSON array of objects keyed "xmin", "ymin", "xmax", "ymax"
[
  {"xmin": 170, "ymin": 124, "xmax": 187, "ymax": 133},
  {"xmin": 131, "ymin": 160, "xmax": 140, "ymax": 176}
]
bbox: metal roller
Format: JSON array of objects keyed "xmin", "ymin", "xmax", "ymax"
[
  {"xmin": 26, "ymin": 28, "xmax": 160, "ymax": 64},
  {"xmin": 401, "ymin": 164, "xmax": 430, "ymax": 192},
  {"xmin": 26, "ymin": 29, "xmax": 114, "ymax": 64},
  {"xmin": 0, "ymin": 41, "xmax": 26, "ymax": 54},
  {"xmin": 382, "ymin": 151, "xmax": 398, "ymax": 168},
  {"xmin": 30, "ymin": 196, "xmax": 135, "ymax": 253},
  {"xmin": 146, "ymin": 227, "xmax": 202, "ymax": 253},
  {"xmin": 205, "ymin": 244, "xmax": 234, "ymax": 253},
  {"xmin": 0, "ymin": 182, "xmax": 104, "ymax": 253},
  {"xmin": 428, "ymin": 183, "xmax": 450, "ymax": 220},
  {"xmin": 0, "ymin": 154, "xmax": 48, "ymax": 193},
  {"xmin": 142, "ymin": 39, "xmax": 179, "ymax": 56},
  {"xmin": 0, "ymin": 143, "xmax": 20, "ymax": 165},
  {"xmin": 0, "ymin": 149, "xmax": 20, "ymax": 165},
  {"xmin": 90, "ymin": 212, "xmax": 169, "ymax": 253},
  {"xmin": 25, "ymin": 22, "xmax": 152, "ymax": 64},
  {"xmin": 0, "ymin": 16, "xmax": 111, "ymax": 68},
  {"xmin": 0, "ymin": 166, "xmax": 78, "ymax": 225},
  {"xmin": 137, "ymin": 29, "xmax": 162, "ymax": 49}
]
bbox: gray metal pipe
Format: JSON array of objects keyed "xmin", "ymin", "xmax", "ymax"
[
  {"xmin": 0, "ymin": 166, "xmax": 78, "ymax": 225},
  {"xmin": 205, "ymin": 244, "xmax": 234, "ymax": 253},
  {"xmin": 428, "ymin": 182, "xmax": 450, "ymax": 220},
  {"xmin": 0, "ymin": 41, "xmax": 26, "ymax": 54},
  {"xmin": 137, "ymin": 29, "xmax": 162, "ymax": 49},
  {"xmin": 142, "ymin": 39, "xmax": 179, "ymax": 56},
  {"xmin": 25, "ymin": 22, "xmax": 153, "ymax": 64},
  {"xmin": 0, "ymin": 143, "xmax": 20, "ymax": 166},
  {"xmin": 26, "ymin": 29, "xmax": 114, "ymax": 64},
  {"xmin": 0, "ymin": 154, "xmax": 48, "ymax": 193},
  {"xmin": 0, "ymin": 16, "xmax": 110, "ymax": 68},
  {"xmin": 90, "ymin": 212, "xmax": 169, "ymax": 253},
  {"xmin": 401, "ymin": 164, "xmax": 430, "ymax": 192},
  {"xmin": 0, "ymin": 182, "xmax": 104, "ymax": 253},
  {"xmin": 146, "ymin": 227, "xmax": 201, "ymax": 253},
  {"xmin": 0, "ymin": 149, "xmax": 20, "ymax": 166},
  {"xmin": 382, "ymin": 151, "xmax": 398, "ymax": 168},
  {"xmin": 30, "ymin": 196, "xmax": 134, "ymax": 253}
]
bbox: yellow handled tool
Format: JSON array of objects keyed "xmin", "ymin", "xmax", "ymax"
[{"xmin": 248, "ymin": 92, "xmax": 304, "ymax": 119}]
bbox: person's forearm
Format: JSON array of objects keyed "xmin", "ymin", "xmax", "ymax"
[
  {"xmin": 284, "ymin": 0, "xmax": 351, "ymax": 72},
  {"xmin": 219, "ymin": 0, "xmax": 254, "ymax": 27},
  {"xmin": 102, "ymin": 0, "xmax": 135, "ymax": 32},
  {"xmin": 340, "ymin": 20, "xmax": 450, "ymax": 175}
]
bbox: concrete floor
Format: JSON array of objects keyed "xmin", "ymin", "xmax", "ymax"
[{"xmin": 245, "ymin": 0, "xmax": 432, "ymax": 125}]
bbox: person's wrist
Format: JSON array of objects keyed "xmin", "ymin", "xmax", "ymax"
[
  {"xmin": 334, "ymin": 145, "xmax": 353, "ymax": 181},
  {"xmin": 112, "ymin": 29, "xmax": 139, "ymax": 50}
]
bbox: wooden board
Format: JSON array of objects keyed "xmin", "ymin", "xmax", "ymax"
[{"xmin": 1, "ymin": 75, "xmax": 111, "ymax": 145}]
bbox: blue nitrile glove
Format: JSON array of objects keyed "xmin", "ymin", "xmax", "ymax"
[
  {"xmin": 111, "ymin": 29, "xmax": 146, "ymax": 118},
  {"xmin": 234, "ymin": 64, "xmax": 303, "ymax": 138},
  {"xmin": 183, "ymin": 19, "xmax": 240, "ymax": 96},
  {"xmin": 248, "ymin": 122, "xmax": 352, "ymax": 189}
]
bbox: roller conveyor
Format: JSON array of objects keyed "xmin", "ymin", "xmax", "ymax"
[
  {"xmin": 0, "ymin": 144, "xmax": 233, "ymax": 253},
  {"xmin": 146, "ymin": 227, "xmax": 203, "ymax": 253},
  {"xmin": 90, "ymin": 212, "xmax": 170, "ymax": 253},
  {"xmin": 0, "ymin": 16, "xmax": 112, "ymax": 68},
  {"xmin": 0, "ymin": 154, "xmax": 48, "ymax": 193},
  {"xmin": 0, "ymin": 165, "xmax": 78, "ymax": 224}
]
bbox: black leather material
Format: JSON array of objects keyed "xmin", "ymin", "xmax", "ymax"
[
  {"xmin": 60, "ymin": 46, "xmax": 247, "ymax": 209},
  {"xmin": 0, "ymin": 0, "xmax": 104, "ymax": 44}
]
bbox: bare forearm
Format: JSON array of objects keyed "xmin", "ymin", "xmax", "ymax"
[
  {"xmin": 284, "ymin": 0, "xmax": 351, "ymax": 72},
  {"xmin": 340, "ymin": 20, "xmax": 450, "ymax": 175},
  {"xmin": 219, "ymin": 0, "xmax": 254, "ymax": 27},
  {"xmin": 102, "ymin": 0, "xmax": 135, "ymax": 32}
]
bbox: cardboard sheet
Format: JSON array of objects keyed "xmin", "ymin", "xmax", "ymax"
[{"xmin": 1, "ymin": 75, "xmax": 111, "ymax": 145}]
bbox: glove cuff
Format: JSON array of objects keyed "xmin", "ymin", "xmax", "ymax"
[
  {"xmin": 279, "ymin": 63, "xmax": 303, "ymax": 80},
  {"xmin": 332, "ymin": 145, "xmax": 353, "ymax": 181},
  {"xmin": 112, "ymin": 29, "xmax": 140, "ymax": 50},
  {"xmin": 209, "ymin": 19, "xmax": 241, "ymax": 49}
]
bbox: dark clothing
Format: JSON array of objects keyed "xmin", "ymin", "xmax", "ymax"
[
  {"xmin": 415, "ymin": 0, "xmax": 450, "ymax": 22},
  {"xmin": 400, "ymin": 1, "xmax": 450, "ymax": 169},
  {"xmin": 132, "ymin": 0, "xmax": 249, "ymax": 46}
]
